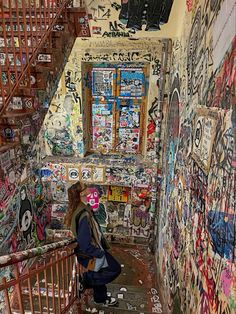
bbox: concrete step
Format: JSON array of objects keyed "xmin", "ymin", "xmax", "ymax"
[{"xmin": 80, "ymin": 283, "xmax": 153, "ymax": 314}]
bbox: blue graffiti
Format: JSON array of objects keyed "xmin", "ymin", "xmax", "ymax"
[
  {"xmin": 207, "ymin": 210, "xmax": 235, "ymax": 261},
  {"xmin": 40, "ymin": 168, "xmax": 53, "ymax": 179},
  {"xmin": 165, "ymin": 140, "xmax": 176, "ymax": 196}
]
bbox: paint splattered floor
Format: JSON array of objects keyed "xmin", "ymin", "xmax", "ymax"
[{"xmin": 74, "ymin": 243, "xmax": 163, "ymax": 314}]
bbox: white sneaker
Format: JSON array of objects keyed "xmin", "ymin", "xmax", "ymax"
[
  {"xmin": 104, "ymin": 297, "xmax": 118, "ymax": 306},
  {"xmin": 77, "ymin": 274, "xmax": 84, "ymax": 298},
  {"xmin": 94, "ymin": 297, "xmax": 118, "ymax": 307}
]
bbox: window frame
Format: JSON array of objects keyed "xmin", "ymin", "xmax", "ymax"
[{"xmin": 82, "ymin": 62, "xmax": 149, "ymax": 156}]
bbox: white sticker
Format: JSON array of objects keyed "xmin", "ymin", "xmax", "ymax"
[{"xmin": 118, "ymin": 293, "xmax": 124, "ymax": 299}]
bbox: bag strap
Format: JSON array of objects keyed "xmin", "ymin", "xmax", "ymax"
[
  {"xmin": 75, "ymin": 208, "xmax": 87, "ymax": 236},
  {"xmin": 74, "ymin": 209, "xmax": 95, "ymax": 262},
  {"xmin": 75, "ymin": 207, "xmax": 101, "ymax": 249}
]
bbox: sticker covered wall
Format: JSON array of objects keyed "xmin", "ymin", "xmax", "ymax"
[
  {"xmin": 157, "ymin": 0, "xmax": 236, "ymax": 312},
  {"xmin": 41, "ymin": 37, "xmax": 165, "ymax": 161},
  {"xmin": 0, "ymin": 174, "xmax": 51, "ymax": 256},
  {"xmin": 39, "ymin": 153, "xmax": 156, "ymax": 242}
]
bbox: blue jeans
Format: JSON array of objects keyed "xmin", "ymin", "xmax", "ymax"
[{"xmin": 83, "ymin": 251, "xmax": 121, "ymax": 303}]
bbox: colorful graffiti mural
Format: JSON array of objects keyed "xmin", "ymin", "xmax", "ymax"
[
  {"xmin": 158, "ymin": 0, "xmax": 236, "ymax": 312},
  {"xmin": 0, "ymin": 174, "xmax": 51, "ymax": 256},
  {"xmin": 40, "ymin": 37, "xmax": 164, "ymax": 161},
  {"xmin": 39, "ymin": 158, "xmax": 155, "ymax": 240}
]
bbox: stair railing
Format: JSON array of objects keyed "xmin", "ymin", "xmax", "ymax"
[
  {"xmin": 0, "ymin": 0, "xmax": 72, "ymax": 116},
  {"xmin": 0, "ymin": 238, "xmax": 81, "ymax": 314}
]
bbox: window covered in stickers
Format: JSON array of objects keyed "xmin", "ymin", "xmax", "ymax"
[{"xmin": 82, "ymin": 63, "xmax": 148, "ymax": 155}]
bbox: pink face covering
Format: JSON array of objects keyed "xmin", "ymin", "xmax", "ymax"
[{"xmin": 86, "ymin": 188, "xmax": 99, "ymax": 211}]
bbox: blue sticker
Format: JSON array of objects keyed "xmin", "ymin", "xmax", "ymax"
[{"xmin": 207, "ymin": 210, "xmax": 235, "ymax": 261}]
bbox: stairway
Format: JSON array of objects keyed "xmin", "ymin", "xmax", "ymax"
[
  {"xmin": 5, "ymin": 241, "xmax": 162, "ymax": 314},
  {"xmin": 81, "ymin": 283, "xmax": 157, "ymax": 313},
  {"xmin": 0, "ymin": 1, "xmax": 76, "ymax": 152},
  {"xmin": 72, "ymin": 244, "xmax": 163, "ymax": 314}
]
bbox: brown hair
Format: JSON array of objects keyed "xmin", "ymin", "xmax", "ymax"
[{"xmin": 64, "ymin": 181, "xmax": 87, "ymax": 227}]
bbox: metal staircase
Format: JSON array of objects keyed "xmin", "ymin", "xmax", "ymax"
[
  {"xmin": 0, "ymin": 2, "xmax": 88, "ymax": 312},
  {"xmin": 0, "ymin": 0, "xmax": 86, "ymax": 153}
]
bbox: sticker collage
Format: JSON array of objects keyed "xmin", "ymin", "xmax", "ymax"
[{"xmin": 90, "ymin": 65, "xmax": 146, "ymax": 154}]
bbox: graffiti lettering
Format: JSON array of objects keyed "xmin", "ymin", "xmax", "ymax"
[{"xmin": 102, "ymin": 31, "xmax": 130, "ymax": 38}]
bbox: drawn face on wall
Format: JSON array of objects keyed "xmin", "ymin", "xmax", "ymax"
[
  {"xmin": 20, "ymin": 187, "xmax": 26, "ymax": 201},
  {"xmin": 86, "ymin": 188, "xmax": 99, "ymax": 211},
  {"xmin": 20, "ymin": 210, "xmax": 33, "ymax": 232},
  {"xmin": 19, "ymin": 186, "xmax": 33, "ymax": 244}
]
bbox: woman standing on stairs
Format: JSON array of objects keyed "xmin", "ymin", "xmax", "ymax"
[{"xmin": 64, "ymin": 181, "xmax": 121, "ymax": 306}]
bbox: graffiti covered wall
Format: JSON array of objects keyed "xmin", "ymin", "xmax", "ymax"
[
  {"xmin": 0, "ymin": 16, "xmax": 75, "ymax": 264},
  {"xmin": 39, "ymin": 37, "xmax": 167, "ymax": 243},
  {"xmin": 40, "ymin": 37, "xmax": 166, "ymax": 161},
  {"xmin": 158, "ymin": 0, "xmax": 236, "ymax": 312},
  {"xmin": 73, "ymin": 0, "xmax": 185, "ymax": 39},
  {"xmin": 40, "ymin": 154, "xmax": 157, "ymax": 243},
  {"xmin": 0, "ymin": 170, "xmax": 51, "ymax": 257}
]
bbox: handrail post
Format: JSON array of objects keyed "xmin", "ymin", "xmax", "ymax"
[
  {"xmin": 13, "ymin": 264, "xmax": 25, "ymax": 314},
  {"xmin": 56, "ymin": 251, "xmax": 62, "ymax": 313},
  {"xmin": 50, "ymin": 256, "xmax": 56, "ymax": 313},
  {"xmin": 36, "ymin": 262, "xmax": 43, "ymax": 313},
  {"xmin": 43, "ymin": 259, "xmax": 50, "ymax": 314},
  {"xmin": 61, "ymin": 252, "xmax": 66, "ymax": 309},
  {"xmin": 2, "ymin": 277, "xmax": 12, "ymax": 314},
  {"xmin": 26, "ymin": 268, "xmax": 35, "ymax": 314}
]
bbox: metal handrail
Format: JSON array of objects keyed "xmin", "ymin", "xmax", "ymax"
[
  {"xmin": 0, "ymin": 237, "xmax": 82, "ymax": 314},
  {"xmin": 0, "ymin": 238, "xmax": 76, "ymax": 268}
]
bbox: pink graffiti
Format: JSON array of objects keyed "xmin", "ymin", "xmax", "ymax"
[
  {"xmin": 86, "ymin": 188, "xmax": 99, "ymax": 211},
  {"xmin": 200, "ymin": 291, "xmax": 210, "ymax": 314},
  {"xmin": 199, "ymin": 259, "xmax": 219, "ymax": 313},
  {"xmin": 186, "ymin": 0, "xmax": 193, "ymax": 12},
  {"xmin": 8, "ymin": 233, "xmax": 18, "ymax": 253},
  {"xmin": 0, "ymin": 178, "xmax": 15, "ymax": 209},
  {"xmin": 220, "ymin": 266, "xmax": 232, "ymax": 297},
  {"xmin": 34, "ymin": 207, "xmax": 51, "ymax": 241},
  {"xmin": 147, "ymin": 121, "xmax": 155, "ymax": 135},
  {"xmin": 34, "ymin": 216, "xmax": 45, "ymax": 241}
]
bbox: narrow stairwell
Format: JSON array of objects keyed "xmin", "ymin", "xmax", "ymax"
[
  {"xmin": 1, "ymin": 240, "xmax": 163, "ymax": 314},
  {"xmin": 72, "ymin": 244, "xmax": 163, "ymax": 314}
]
